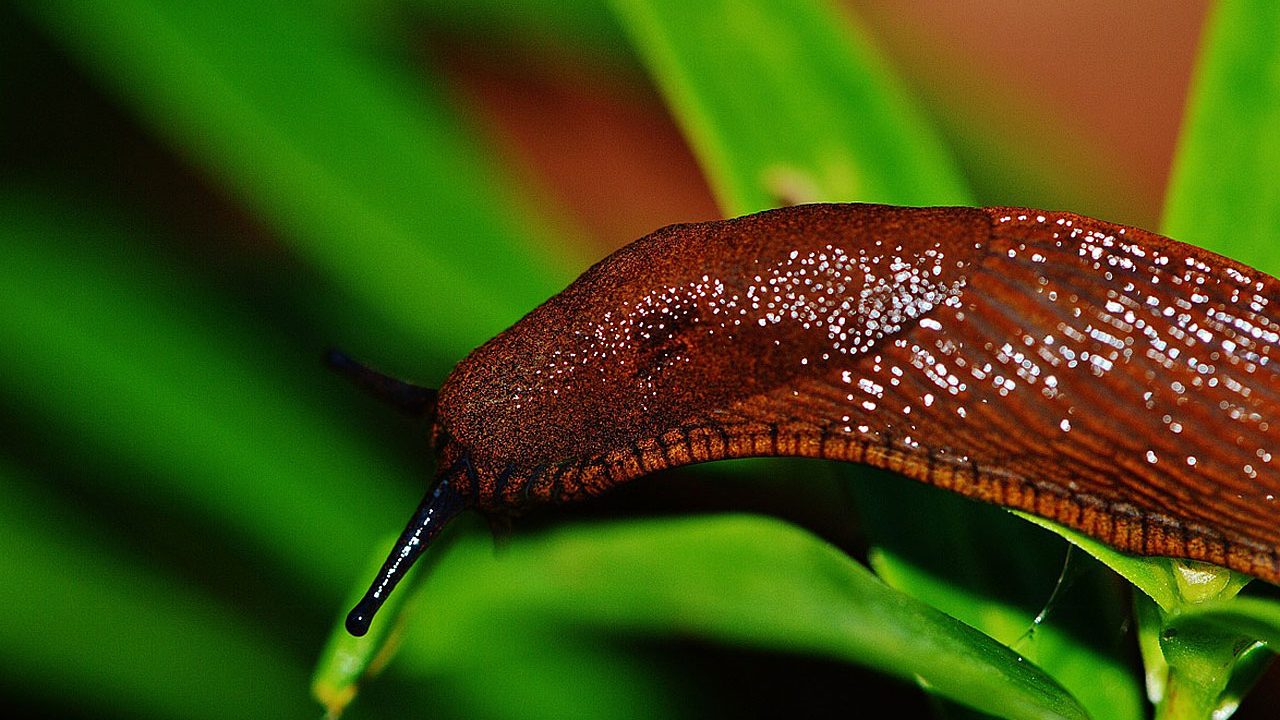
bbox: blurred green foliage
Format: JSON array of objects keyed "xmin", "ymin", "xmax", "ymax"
[
  {"xmin": 1163, "ymin": 0, "xmax": 1280, "ymax": 268},
  {"xmin": 610, "ymin": 0, "xmax": 969, "ymax": 212},
  {"xmin": 3, "ymin": 0, "xmax": 1280, "ymax": 718}
]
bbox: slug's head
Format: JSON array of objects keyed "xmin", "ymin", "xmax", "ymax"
[{"xmin": 434, "ymin": 204, "xmax": 992, "ymax": 473}]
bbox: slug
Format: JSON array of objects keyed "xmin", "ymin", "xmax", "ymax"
[{"xmin": 340, "ymin": 203, "xmax": 1280, "ymax": 637}]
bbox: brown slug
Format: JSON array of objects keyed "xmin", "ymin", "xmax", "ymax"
[{"xmin": 339, "ymin": 203, "xmax": 1280, "ymax": 636}]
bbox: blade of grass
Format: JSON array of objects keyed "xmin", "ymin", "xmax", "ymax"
[
  {"xmin": 312, "ymin": 521, "xmax": 692, "ymax": 720},
  {"xmin": 314, "ymin": 521, "xmax": 686, "ymax": 720},
  {"xmin": 0, "ymin": 459, "xmax": 316, "ymax": 720},
  {"xmin": 313, "ymin": 535, "xmax": 426, "ymax": 719},
  {"xmin": 22, "ymin": 0, "xmax": 586, "ymax": 362},
  {"xmin": 389, "ymin": 516, "xmax": 1088, "ymax": 720},
  {"xmin": 862, "ymin": 480, "xmax": 1144, "ymax": 720},
  {"xmin": 609, "ymin": 0, "xmax": 969, "ymax": 213},
  {"xmin": 1162, "ymin": 0, "xmax": 1280, "ymax": 268}
]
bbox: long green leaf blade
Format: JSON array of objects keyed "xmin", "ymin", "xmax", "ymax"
[
  {"xmin": 609, "ymin": 0, "xmax": 970, "ymax": 214},
  {"xmin": 1014, "ymin": 512, "xmax": 1250, "ymax": 612},
  {"xmin": 393, "ymin": 516, "xmax": 1089, "ymax": 720},
  {"xmin": 1162, "ymin": 0, "xmax": 1280, "ymax": 266}
]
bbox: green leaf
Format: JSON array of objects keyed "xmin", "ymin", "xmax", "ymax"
[
  {"xmin": 312, "ymin": 536, "xmax": 423, "ymax": 719},
  {"xmin": 1135, "ymin": 594, "xmax": 1171, "ymax": 705},
  {"xmin": 0, "ymin": 459, "xmax": 316, "ymax": 720},
  {"xmin": 862, "ymin": 485, "xmax": 1144, "ymax": 720},
  {"xmin": 1216, "ymin": 640, "xmax": 1274, "ymax": 719},
  {"xmin": 22, "ymin": 0, "xmax": 586, "ymax": 363},
  {"xmin": 609, "ymin": 0, "xmax": 970, "ymax": 214},
  {"xmin": 392, "ymin": 515, "xmax": 1089, "ymax": 720},
  {"xmin": 1176, "ymin": 597, "xmax": 1280, "ymax": 649},
  {"xmin": 1162, "ymin": 0, "xmax": 1280, "ymax": 269},
  {"xmin": 1140, "ymin": 596, "xmax": 1260, "ymax": 720},
  {"xmin": 1016, "ymin": 512, "xmax": 1180, "ymax": 610}
]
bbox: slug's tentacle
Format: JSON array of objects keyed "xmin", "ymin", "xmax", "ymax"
[
  {"xmin": 345, "ymin": 477, "xmax": 467, "ymax": 636},
  {"xmin": 326, "ymin": 349, "xmax": 438, "ymax": 419}
]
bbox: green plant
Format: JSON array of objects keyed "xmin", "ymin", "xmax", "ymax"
[{"xmin": 4, "ymin": 1, "xmax": 1280, "ymax": 718}]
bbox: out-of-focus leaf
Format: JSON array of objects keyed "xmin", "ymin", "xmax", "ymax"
[
  {"xmin": 0, "ymin": 460, "xmax": 315, "ymax": 720},
  {"xmin": 1162, "ymin": 0, "xmax": 1280, "ymax": 269},
  {"xmin": 398, "ymin": 627, "xmax": 679, "ymax": 720},
  {"xmin": 22, "ymin": 0, "xmax": 586, "ymax": 365},
  {"xmin": 385, "ymin": 516, "xmax": 1088, "ymax": 720},
  {"xmin": 609, "ymin": 0, "xmax": 969, "ymax": 214},
  {"xmin": 0, "ymin": 192, "xmax": 409, "ymax": 597},
  {"xmin": 409, "ymin": 0, "xmax": 1158, "ymax": 229},
  {"xmin": 405, "ymin": 0, "xmax": 627, "ymax": 64}
]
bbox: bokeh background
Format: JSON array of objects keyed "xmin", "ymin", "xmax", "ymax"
[{"xmin": 5, "ymin": 1, "xmax": 1280, "ymax": 718}]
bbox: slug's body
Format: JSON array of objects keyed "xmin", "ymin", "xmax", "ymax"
[{"xmin": 345, "ymin": 204, "xmax": 1280, "ymax": 636}]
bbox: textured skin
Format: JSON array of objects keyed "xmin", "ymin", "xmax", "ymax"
[{"xmin": 431, "ymin": 203, "xmax": 1280, "ymax": 582}]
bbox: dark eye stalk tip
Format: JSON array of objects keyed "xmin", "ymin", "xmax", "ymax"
[{"xmin": 345, "ymin": 479, "xmax": 467, "ymax": 637}]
